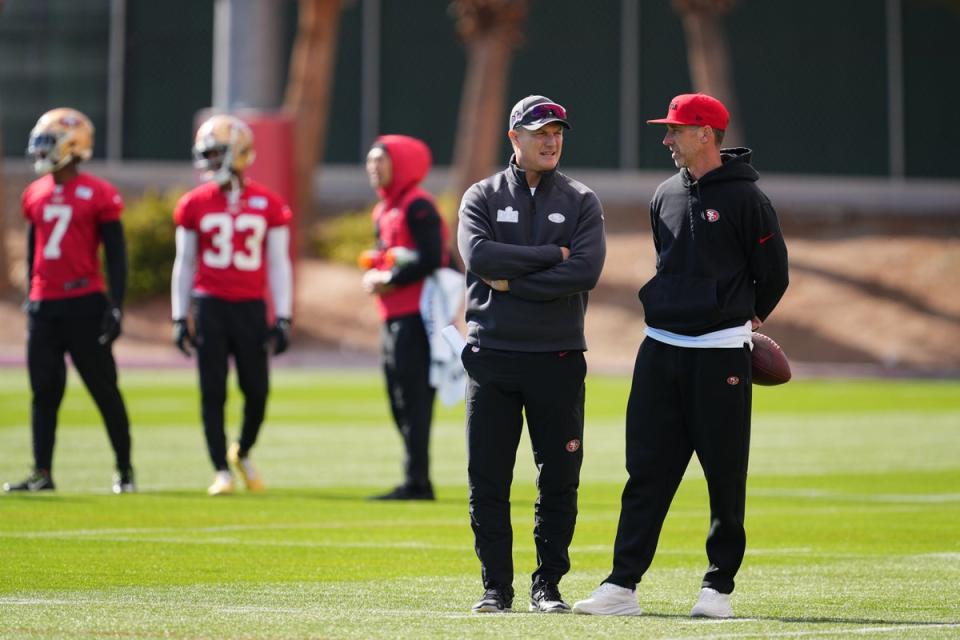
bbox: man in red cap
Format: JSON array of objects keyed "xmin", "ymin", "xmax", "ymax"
[{"xmin": 574, "ymin": 93, "xmax": 789, "ymax": 618}]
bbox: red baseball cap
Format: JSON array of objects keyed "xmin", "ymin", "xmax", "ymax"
[{"xmin": 647, "ymin": 93, "xmax": 729, "ymax": 131}]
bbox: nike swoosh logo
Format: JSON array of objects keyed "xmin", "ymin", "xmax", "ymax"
[{"xmin": 759, "ymin": 233, "xmax": 776, "ymax": 244}]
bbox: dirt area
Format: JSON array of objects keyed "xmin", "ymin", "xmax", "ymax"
[
  {"xmin": 0, "ymin": 227, "xmax": 958, "ymax": 375},
  {"xmin": 285, "ymin": 226, "xmax": 960, "ymax": 375},
  {"xmin": 592, "ymin": 231, "xmax": 960, "ymax": 374}
]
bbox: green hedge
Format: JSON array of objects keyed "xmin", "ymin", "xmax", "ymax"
[
  {"xmin": 120, "ymin": 189, "xmax": 462, "ymax": 302},
  {"xmin": 310, "ymin": 193, "xmax": 461, "ymax": 267},
  {"xmin": 309, "ymin": 205, "xmax": 375, "ymax": 266},
  {"xmin": 123, "ymin": 189, "xmax": 181, "ymax": 303}
]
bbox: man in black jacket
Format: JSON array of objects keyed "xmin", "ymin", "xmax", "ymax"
[
  {"xmin": 458, "ymin": 95, "xmax": 606, "ymax": 614},
  {"xmin": 574, "ymin": 93, "xmax": 788, "ymax": 619}
]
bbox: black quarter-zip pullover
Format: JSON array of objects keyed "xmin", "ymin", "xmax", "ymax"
[{"xmin": 457, "ymin": 157, "xmax": 606, "ymax": 351}]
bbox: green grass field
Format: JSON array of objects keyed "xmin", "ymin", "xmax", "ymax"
[{"xmin": 0, "ymin": 368, "xmax": 958, "ymax": 639}]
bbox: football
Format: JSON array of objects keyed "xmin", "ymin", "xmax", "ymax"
[{"xmin": 751, "ymin": 332, "xmax": 792, "ymax": 386}]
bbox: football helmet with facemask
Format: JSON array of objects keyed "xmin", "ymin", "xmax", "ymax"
[
  {"xmin": 26, "ymin": 108, "xmax": 94, "ymax": 175},
  {"xmin": 192, "ymin": 114, "xmax": 256, "ymax": 185}
]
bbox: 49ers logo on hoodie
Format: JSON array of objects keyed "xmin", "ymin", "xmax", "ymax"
[{"xmin": 703, "ymin": 209, "xmax": 720, "ymax": 222}]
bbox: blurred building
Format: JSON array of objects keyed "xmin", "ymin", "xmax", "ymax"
[{"xmin": 1, "ymin": 0, "xmax": 958, "ymax": 178}]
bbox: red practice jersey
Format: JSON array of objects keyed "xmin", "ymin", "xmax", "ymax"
[
  {"xmin": 22, "ymin": 173, "xmax": 123, "ymax": 301},
  {"xmin": 174, "ymin": 179, "xmax": 292, "ymax": 301}
]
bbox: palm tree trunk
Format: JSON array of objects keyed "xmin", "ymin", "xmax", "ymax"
[
  {"xmin": 283, "ymin": 0, "xmax": 342, "ymax": 253},
  {"xmin": 448, "ymin": 0, "xmax": 528, "ymax": 201},
  {"xmin": 449, "ymin": 34, "xmax": 514, "ymax": 198},
  {"xmin": 674, "ymin": 0, "xmax": 742, "ymax": 145}
]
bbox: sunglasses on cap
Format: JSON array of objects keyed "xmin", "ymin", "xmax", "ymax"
[{"xmin": 512, "ymin": 102, "xmax": 568, "ymax": 129}]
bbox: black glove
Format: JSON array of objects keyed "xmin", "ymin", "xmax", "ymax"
[
  {"xmin": 173, "ymin": 318, "xmax": 194, "ymax": 356},
  {"xmin": 269, "ymin": 318, "xmax": 291, "ymax": 355},
  {"xmin": 98, "ymin": 306, "xmax": 123, "ymax": 345}
]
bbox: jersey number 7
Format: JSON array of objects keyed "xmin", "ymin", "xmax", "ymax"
[{"xmin": 42, "ymin": 204, "xmax": 73, "ymax": 259}]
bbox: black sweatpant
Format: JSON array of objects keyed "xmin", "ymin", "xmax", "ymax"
[
  {"xmin": 26, "ymin": 293, "xmax": 131, "ymax": 473},
  {"xmin": 381, "ymin": 313, "xmax": 435, "ymax": 489},
  {"xmin": 463, "ymin": 346, "xmax": 586, "ymax": 590},
  {"xmin": 607, "ymin": 337, "xmax": 751, "ymax": 594},
  {"xmin": 193, "ymin": 296, "xmax": 269, "ymax": 471}
]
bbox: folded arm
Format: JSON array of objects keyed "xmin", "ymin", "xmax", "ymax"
[
  {"xmin": 457, "ymin": 184, "xmax": 563, "ymax": 280},
  {"xmin": 509, "ymin": 193, "xmax": 607, "ymax": 301}
]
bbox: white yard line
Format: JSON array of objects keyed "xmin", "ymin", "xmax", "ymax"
[
  {"xmin": 5, "ymin": 596, "xmax": 958, "ymax": 635},
  {"xmin": 31, "ymin": 535, "xmax": 468, "ymax": 550},
  {"xmin": 750, "ymin": 488, "xmax": 960, "ymax": 503},
  {"xmin": 0, "ymin": 520, "xmax": 462, "ymax": 539},
  {"xmin": 662, "ymin": 622, "xmax": 960, "ymax": 639},
  {"xmin": 5, "ymin": 525, "xmax": 955, "ymax": 561}
]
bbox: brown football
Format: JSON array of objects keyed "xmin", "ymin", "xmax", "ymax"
[{"xmin": 751, "ymin": 332, "xmax": 792, "ymax": 386}]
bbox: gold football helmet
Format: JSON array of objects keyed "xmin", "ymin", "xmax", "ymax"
[
  {"xmin": 26, "ymin": 108, "xmax": 94, "ymax": 175},
  {"xmin": 192, "ymin": 114, "xmax": 256, "ymax": 184}
]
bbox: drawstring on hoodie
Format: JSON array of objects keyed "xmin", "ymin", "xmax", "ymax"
[
  {"xmin": 684, "ymin": 169, "xmax": 703, "ymax": 242},
  {"xmin": 692, "ymin": 178, "xmax": 703, "ymax": 240}
]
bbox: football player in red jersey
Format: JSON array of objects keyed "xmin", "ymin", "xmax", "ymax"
[
  {"xmin": 171, "ymin": 114, "xmax": 293, "ymax": 496},
  {"xmin": 362, "ymin": 135, "xmax": 453, "ymax": 501},
  {"xmin": 3, "ymin": 108, "xmax": 135, "ymax": 494}
]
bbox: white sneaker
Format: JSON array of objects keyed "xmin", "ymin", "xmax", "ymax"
[
  {"xmin": 207, "ymin": 471, "xmax": 235, "ymax": 496},
  {"xmin": 572, "ymin": 582, "xmax": 641, "ymax": 616},
  {"xmin": 691, "ymin": 587, "xmax": 733, "ymax": 618}
]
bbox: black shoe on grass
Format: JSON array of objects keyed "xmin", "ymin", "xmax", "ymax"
[
  {"xmin": 472, "ymin": 586, "xmax": 514, "ymax": 613},
  {"xmin": 112, "ymin": 467, "xmax": 136, "ymax": 494},
  {"xmin": 530, "ymin": 582, "xmax": 571, "ymax": 613},
  {"xmin": 369, "ymin": 484, "xmax": 435, "ymax": 501},
  {"xmin": 3, "ymin": 469, "xmax": 55, "ymax": 492}
]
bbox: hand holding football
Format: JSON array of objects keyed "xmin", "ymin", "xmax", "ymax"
[{"xmin": 751, "ymin": 332, "xmax": 792, "ymax": 386}]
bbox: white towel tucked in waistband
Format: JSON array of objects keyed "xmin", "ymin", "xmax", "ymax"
[{"xmin": 645, "ymin": 320, "xmax": 753, "ymax": 349}]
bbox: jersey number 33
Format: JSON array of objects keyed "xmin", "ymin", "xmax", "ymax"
[{"xmin": 200, "ymin": 213, "xmax": 267, "ymax": 271}]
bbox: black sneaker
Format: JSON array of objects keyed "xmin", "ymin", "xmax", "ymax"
[
  {"xmin": 472, "ymin": 586, "xmax": 514, "ymax": 613},
  {"xmin": 112, "ymin": 467, "xmax": 136, "ymax": 494},
  {"xmin": 368, "ymin": 484, "xmax": 435, "ymax": 501},
  {"xmin": 3, "ymin": 469, "xmax": 55, "ymax": 492},
  {"xmin": 530, "ymin": 582, "xmax": 571, "ymax": 613}
]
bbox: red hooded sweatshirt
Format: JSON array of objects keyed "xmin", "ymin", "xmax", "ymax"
[{"xmin": 371, "ymin": 135, "xmax": 449, "ymax": 320}]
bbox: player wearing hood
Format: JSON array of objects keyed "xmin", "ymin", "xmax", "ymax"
[{"xmin": 363, "ymin": 134, "xmax": 451, "ymax": 501}]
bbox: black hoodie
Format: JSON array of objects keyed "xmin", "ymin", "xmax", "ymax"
[{"xmin": 638, "ymin": 147, "xmax": 789, "ymax": 336}]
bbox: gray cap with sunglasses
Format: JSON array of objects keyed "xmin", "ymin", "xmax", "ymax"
[{"xmin": 509, "ymin": 95, "xmax": 571, "ymax": 131}]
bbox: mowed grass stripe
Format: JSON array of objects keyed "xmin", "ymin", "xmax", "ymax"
[
  {"xmin": 0, "ymin": 369, "xmax": 958, "ymax": 638},
  {"xmin": 1, "ymin": 577, "xmax": 957, "ymax": 639}
]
